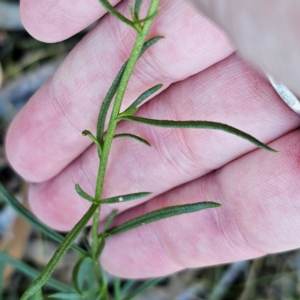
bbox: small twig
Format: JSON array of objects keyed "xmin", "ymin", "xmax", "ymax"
[{"xmin": 0, "ymin": 3, "xmax": 24, "ymax": 31}]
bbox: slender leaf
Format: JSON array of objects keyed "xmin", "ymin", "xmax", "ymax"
[
  {"xmin": 103, "ymin": 210, "xmax": 118, "ymax": 233},
  {"xmin": 122, "ymin": 278, "xmax": 165, "ymax": 300},
  {"xmin": 77, "ymin": 253, "xmax": 96, "ymax": 290},
  {"xmin": 82, "ymin": 130, "xmax": 101, "ymax": 157},
  {"xmin": 114, "ymin": 277, "xmax": 121, "ymax": 300},
  {"xmin": 133, "ymin": 10, "xmax": 159, "ymax": 26},
  {"xmin": 100, "ymin": 192, "xmax": 151, "ymax": 204},
  {"xmin": 120, "ymin": 280, "xmax": 137, "ymax": 297},
  {"xmin": 0, "ymin": 251, "xmax": 71, "ymax": 292},
  {"xmin": 0, "ymin": 183, "xmax": 86, "ymax": 255},
  {"xmin": 96, "ymin": 210, "xmax": 118, "ymax": 259},
  {"xmin": 95, "ymin": 238, "xmax": 106, "ymax": 260},
  {"xmin": 113, "ymin": 133, "xmax": 151, "ymax": 147},
  {"xmin": 96, "ymin": 36, "xmax": 163, "ymax": 143},
  {"xmin": 118, "ymin": 107, "xmax": 138, "ymax": 118},
  {"xmin": 129, "ymin": 4, "xmax": 141, "ymax": 33},
  {"xmin": 139, "ymin": 36, "xmax": 164, "ymax": 57},
  {"xmin": 134, "ymin": 0, "xmax": 143, "ymax": 16},
  {"xmin": 72, "ymin": 256, "xmax": 92, "ymax": 296},
  {"xmin": 107, "ymin": 202, "xmax": 221, "ymax": 237},
  {"xmin": 75, "ymin": 184, "xmax": 94, "ymax": 203},
  {"xmin": 127, "ymin": 84, "xmax": 163, "ymax": 109},
  {"xmin": 100, "ymin": 267, "xmax": 109, "ymax": 295},
  {"xmin": 96, "ymin": 63, "xmax": 126, "ymax": 142},
  {"xmin": 120, "ymin": 116, "xmax": 278, "ymax": 152},
  {"xmin": 29, "ymin": 289, "xmax": 43, "ymax": 300},
  {"xmin": 48, "ymin": 289, "xmax": 98, "ymax": 299},
  {"xmin": 21, "ymin": 204, "xmax": 98, "ymax": 300},
  {"xmin": 100, "ymin": 0, "xmax": 136, "ymax": 29}
]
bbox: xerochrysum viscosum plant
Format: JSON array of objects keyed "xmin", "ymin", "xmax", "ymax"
[{"xmin": 20, "ymin": 0, "xmax": 277, "ymax": 299}]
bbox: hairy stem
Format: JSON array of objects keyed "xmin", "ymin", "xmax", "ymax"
[{"xmin": 91, "ymin": 0, "xmax": 159, "ymax": 261}]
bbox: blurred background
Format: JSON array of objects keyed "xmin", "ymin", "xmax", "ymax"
[{"xmin": 1, "ymin": 0, "xmax": 300, "ymax": 299}]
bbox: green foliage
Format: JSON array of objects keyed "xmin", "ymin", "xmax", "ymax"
[
  {"xmin": 75, "ymin": 184, "xmax": 94, "ymax": 203},
  {"xmin": 119, "ymin": 116, "xmax": 277, "ymax": 152},
  {"xmin": 20, "ymin": 204, "xmax": 98, "ymax": 300},
  {"xmin": 113, "ymin": 133, "xmax": 151, "ymax": 147},
  {"xmin": 82, "ymin": 130, "xmax": 102, "ymax": 157},
  {"xmin": 127, "ymin": 84, "xmax": 163, "ymax": 109},
  {"xmin": 0, "ymin": 251, "xmax": 71, "ymax": 292},
  {"xmin": 0, "ymin": 183, "xmax": 86, "ymax": 255},
  {"xmin": 134, "ymin": 0, "xmax": 143, "ymax": 17},
  {"xmin": 48, "ymin": 289, "xmax": 98, "ymax": 299},
  {"xmin": 100, "ymin": 192, "xmax": 151, "ymax": 204},
  {"xmin": 10, "ymin": 0, "xmax": 277, "ymax": 298},
  {"xmin": 107, "ymin": 202, "xmax": 221, "ymax": 237},
  {"xmin": 96, "ymin": 36, "xmax": 163, "ymax": 145},
  {"xmin": 122, "ymin": 278, "xmax": 165, "ymax": 300},
  {"xmin": 72, "ymin": 256, "xmax": 93, "ymax": 295}
]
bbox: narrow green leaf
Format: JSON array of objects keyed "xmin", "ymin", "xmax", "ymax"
[
  {"xmin": 120, "ymin": 280, "xmax": 137, "ymax": 297},
  {"xmin": 0, "ymin": 251, "xmax": 71, "ymax": 292},
  {"xmin": 129, "ymin": 4, "xmax": 141, "ymax": 32},
  {"xmin": 29, "ymin": 289, "xmax": 43, "ymax": 300},
  {"xmin": 120, "ymin": 116, "xmax": 278, "ymax": 152},
  {"xmin": 72, "ymin": 256, "xmax": 92, "ymax": 296},
  {"xmin": 100, "ymin": 192, "xmax": 151, "ymax": 204},
  {"xmin": 0, "ymin": 183, "xmax": 86, "ymax": 256},
  {"xmin": 134, "ymin": 0, "xmax": 143, "ymax": 16},
  {"xmin": 48, "ymin": 289, "xmax": 98, "ymax": 299},
  {"xmin": 103, "ymin": 210, "xmax": 118, "ymax": 233},
  {"xmin": 127, "ymin": 84, "xmax": 163, "ymax": 109},
  {"xmin": 113, "ymin": 133, "xmax": 151, "ymax": 147},
  {"xmin": 139, "ymin": 36, "xmax": 164, "ymax": 57},
  {"xmin": 100, "ymin": 267, "xmax": 109, "ymax": 293},
  {"xmin": 82, "ymin": 130, "xmax": 101, "ymax": 157},
  {"xmin": 96, "ymin": 36, "xmax": 163, "ymax": 143},
  {"xmin": 122, "ymin": 278, "xmax": 165, "ymax": 300},
  {"xmin": 95, "ymin": 238, "xmax": 106, "ymax": 260},
  {"xmin": 96, "ymin": 210, "xmax": 118, "ymax": 259},
  {"xmin": 99, "ymin": 0, "xmax": 136, "ymax": 30},
  {"xmin": 75, "ymin": 184, "xmax": 94, "ymax": 203},
  {"xmin": 96, "ymin": 64, "xmax": 126, "ymax": 143},
  {"xmin": 21, "ymin": 204, "xmax": 98, "ymax": 300},
  {"xmin": 133, "ymin": 10, "xmax": 159, "ymax": 26},
  {"xmin": 118, "ymin": 107, "xmax": 138, "ymax": 118},
  {"xmin": 114, "ymin": 277, "xmax": 121, "ymax": 300},
  {"xmin": 107, "ymin": 202, "xmax": 221, "ymax": 237}
]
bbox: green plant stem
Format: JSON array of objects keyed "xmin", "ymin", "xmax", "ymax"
[
  {"xmin": 21, "ymin": 203, "xmax": 98, "ymax": 300},
  {"xmin": 0, "ymin": 183, "xmax": 87, "ymax": 256},
  {"xmin": 90, "ymin": 0, "xmax": 159, "ymax": 261},
  {"xmin": 0, "ymin": 251, "xmax": 72, "ymax": 293}
]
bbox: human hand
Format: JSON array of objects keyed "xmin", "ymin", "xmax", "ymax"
[
  {"xmin": 191, "ymin": 0, "xmax": 300, "ymax": 96},
  {"xmin": 6, "ymin": 0, "xmax": 300, "ymax": 278}
]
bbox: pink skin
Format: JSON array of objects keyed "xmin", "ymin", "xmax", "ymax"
[{"xmin": 6, "ymin": 0, "xmax": 300, "ymax": 278}]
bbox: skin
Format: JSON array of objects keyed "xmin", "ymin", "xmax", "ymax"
[{"xmin": 6, "ymin": 0, "xmax": 300, "ymax": 278}]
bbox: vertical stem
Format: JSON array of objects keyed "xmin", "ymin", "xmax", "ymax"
[{"xmin": 91, "ymin": 0, "xmax": 160, "ymax": 260}]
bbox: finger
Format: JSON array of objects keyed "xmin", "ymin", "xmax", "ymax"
[
  {"xmin": 6, "ymin": 0, "xmax": 233, "ymax": 182},
  {"xmin": 190, "ymin": 0, "xmax": 300, "ymax": 96},
  {"xmin": 20, "ymin": 0, "xmax": 120, "ymax": 42},
  {"xmin": 27, "ymin": 54, "xmax": 300, "ymax": 232},
  {"xmin": 99, "ymin": 129, "xmax": 300, "ymax": 278}
]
